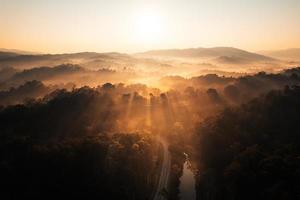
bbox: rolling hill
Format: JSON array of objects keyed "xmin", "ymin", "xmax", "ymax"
[
  {"xmin": 0, "ymin": 51, "xmax": 134, "ymax": 69},
  {"xmin": 135, "ymin": 47, "xmax": 276, "ymax": 63},
  {"xmin": 259, "ymin": 48, "xmax": 300, "ymax": 61}
]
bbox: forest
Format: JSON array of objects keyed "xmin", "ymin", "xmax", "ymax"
[
  {"xmin": 0, "ymin": 64, "xmax": 300, "ymax": 200},
  {"xmin": 194, "ymin": 86, "xmax": 300, "ymax": 200}
]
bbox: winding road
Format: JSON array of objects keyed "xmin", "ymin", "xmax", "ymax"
[{"xmin": 153, "ymin": 138, "xmax": 171, "ymax": 200}]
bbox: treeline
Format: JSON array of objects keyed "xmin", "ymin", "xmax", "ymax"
[
  {"xmin": 0, "ymin": 87, "xmax": 158, "ymax": 200},
  {"xmin": 194, "ymin": 86, "xmax": 300, "ymax": 200},
  {"xmin": 2, "ymin": 66, "xmax": 300, "ymax": 109},
  {"xmin": 0, "ymin": 64, "xmax": 134, "ymax": 90},
  {"xmin": 0, "ymin": 80, "xmax": 62, "ymax": 106},
  {"xmin": 162, "ymin": 67, "xmax": 300, "ymax": 105}
]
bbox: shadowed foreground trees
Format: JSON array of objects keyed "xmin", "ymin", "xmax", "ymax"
[
  {"xmin": 0, "ymin": 87, "xmax": 157, "ymax": 200},
  {"xmin": 194, "ymin": 86, "xmax": 300, "ymax": 200},
  {"xmin": 0, "ymin": 134, "xmax": 156, "ymax": 200}
]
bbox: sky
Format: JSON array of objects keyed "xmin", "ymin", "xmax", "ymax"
[{"xmin": 0, "ymin": 0, "xmax": 300, "ymax": 53}]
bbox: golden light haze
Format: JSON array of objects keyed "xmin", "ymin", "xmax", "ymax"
[{"xmin": 1, "ymin": 0, "xmax": 300, "ymax": 53}]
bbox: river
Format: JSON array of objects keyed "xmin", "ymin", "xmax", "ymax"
[{"xmin": 179, "ymin": 154, "xmax": 196, "ymax": 200}]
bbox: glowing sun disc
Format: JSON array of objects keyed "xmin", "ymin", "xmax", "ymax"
[{"xmin": 133, "ymin": 10, "xmax": 165, "ymax": 43}]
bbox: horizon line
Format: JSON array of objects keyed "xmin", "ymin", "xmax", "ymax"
[{"xmin": 1, "ymin": 46, "xmax": 300, "ymax": 55}]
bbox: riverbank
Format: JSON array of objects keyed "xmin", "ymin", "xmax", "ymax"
[{"xmin": 179, "ymin": 156, "xmax": 196, "ymax": 200}]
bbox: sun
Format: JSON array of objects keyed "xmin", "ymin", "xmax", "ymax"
[{"xmin": 133, "ymin": 10, "xmax": 165, "ymax": 44}]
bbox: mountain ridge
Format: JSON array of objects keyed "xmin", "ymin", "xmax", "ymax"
[
  {"xmin": 0, "ymin": 46, "xmax": 282, "ymax": 68},
  {"xmin": 135, "ymin": 47, "xmax": 276, "ymax": 63},
  {"xmin": 259, "ymin": 48, "xmax": 300, "ymax": 61}
]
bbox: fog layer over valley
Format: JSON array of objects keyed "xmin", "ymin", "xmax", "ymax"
[{"xmin": 1, "ymin": 47, "xmax": 299, "ymax": 89}]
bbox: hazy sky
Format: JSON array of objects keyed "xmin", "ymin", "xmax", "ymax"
[{"xmin": 1, "ymin": 0, "xmax": 300, "ymax": 53}]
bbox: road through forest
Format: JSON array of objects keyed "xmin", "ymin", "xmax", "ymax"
[{"xmin": 153, "ymin": 138, "xmax": 171, "ymax": 200}]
